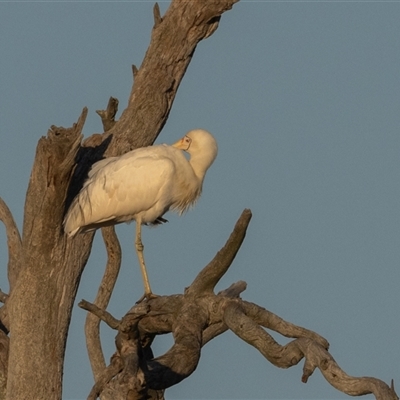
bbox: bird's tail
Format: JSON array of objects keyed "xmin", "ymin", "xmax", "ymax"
[{"xmin": 63, "ymin": 191, "xmax": 89, "ymax": 237}]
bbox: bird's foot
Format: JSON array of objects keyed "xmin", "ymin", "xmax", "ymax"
[{"xmin": 136, "ymin": 292, "xmax": 159, "ymax": 304}]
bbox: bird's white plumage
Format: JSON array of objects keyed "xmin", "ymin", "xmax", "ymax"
[
  {"xmin": 63, "ymin": 129, "xmax": 217, "ymax": 299},
  {"xmin": 64, "ymin": 129, "xmax": 217, "ymax": 236}
]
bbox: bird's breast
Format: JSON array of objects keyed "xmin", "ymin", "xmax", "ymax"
[{"xmin": 170, "ymin": 178, "xmax": 202, "ymax": 215}]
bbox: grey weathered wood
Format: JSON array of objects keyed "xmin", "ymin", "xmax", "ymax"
[{"xmin": 81, "ymin": 208, "xmax": 398, "ymax": 400}]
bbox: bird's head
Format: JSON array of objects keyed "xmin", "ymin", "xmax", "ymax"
[
  {"xmin": 173, "ymin": 129, "xmax": 218, "ymax": 180},
  {"xmin": 172, "ymin": 129, "xmax": 218, "ymax": 162}
]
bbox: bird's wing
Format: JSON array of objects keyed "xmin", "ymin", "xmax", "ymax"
[
  {"xmin": 87, "ymin": 156, "xmax": 118, "ymax": 180},
  {"xmin": 83, "ymin": 147, "xmax": 180, "ymax": 224},
  {"xmin": 86, "ymin": 145, "xmax": 171, "ymax": 181}
]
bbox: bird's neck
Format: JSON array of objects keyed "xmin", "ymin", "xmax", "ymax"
[{"xmin": 189, "ymin": 153, "xmax": 215, "ymax": 182}]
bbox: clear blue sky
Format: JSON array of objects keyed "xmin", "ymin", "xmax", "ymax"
[{"xmin": 1, "ymin": 1, "xmax": 399, "ymax": 399}]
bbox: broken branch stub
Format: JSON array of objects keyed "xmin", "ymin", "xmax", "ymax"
[{"xmin": 187, "ymin": 208, "xmax": 252, "ymax": 295}]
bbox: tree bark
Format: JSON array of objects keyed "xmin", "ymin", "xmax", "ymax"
[{"xmin": 2, "ymin": 1, "xmax": 238, "ymax": 399}]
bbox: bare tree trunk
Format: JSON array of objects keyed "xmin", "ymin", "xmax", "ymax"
[{"xmin": 2, "ymin": 1, "xmax": 238, "ymax": 399}]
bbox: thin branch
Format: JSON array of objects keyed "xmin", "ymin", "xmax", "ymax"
[
  {"xmin": 0, "ymin": 197, "xmax": 22, "ymax": 292},
  {"xmin": 79, "ymin": 300, "xmax": 120, "ymax": 330},
  {"xmin": 85, "ymin": 226, "xmax": 122, "ymax": 382}
]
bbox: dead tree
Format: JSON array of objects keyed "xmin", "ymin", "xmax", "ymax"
[{"xmin": 0, "ymin": 1, "xmax": 397, "ymax": 400}]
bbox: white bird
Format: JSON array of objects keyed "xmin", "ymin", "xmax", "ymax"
[{"xmin": 64, "ymin": 129, "xmax": 218, "ymax": 301}]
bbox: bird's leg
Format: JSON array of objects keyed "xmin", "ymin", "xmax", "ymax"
[{"xmin": 135, "ymin": 222, "xmax": 156, "ymax": 302}]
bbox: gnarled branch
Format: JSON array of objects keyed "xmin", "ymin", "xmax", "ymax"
[{"xmin": 80, "ymin": 210, "xmax": 397, "ymax": 400}]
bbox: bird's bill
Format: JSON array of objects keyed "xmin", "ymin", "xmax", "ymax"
[{"xmin": 172, "ymin": 135, "xmax": 192, "ymax": 151}]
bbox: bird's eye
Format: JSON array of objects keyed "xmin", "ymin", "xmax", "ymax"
[{"xmin": 183, "ymin": 136, "xmax": 192, "ymax": 149}]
